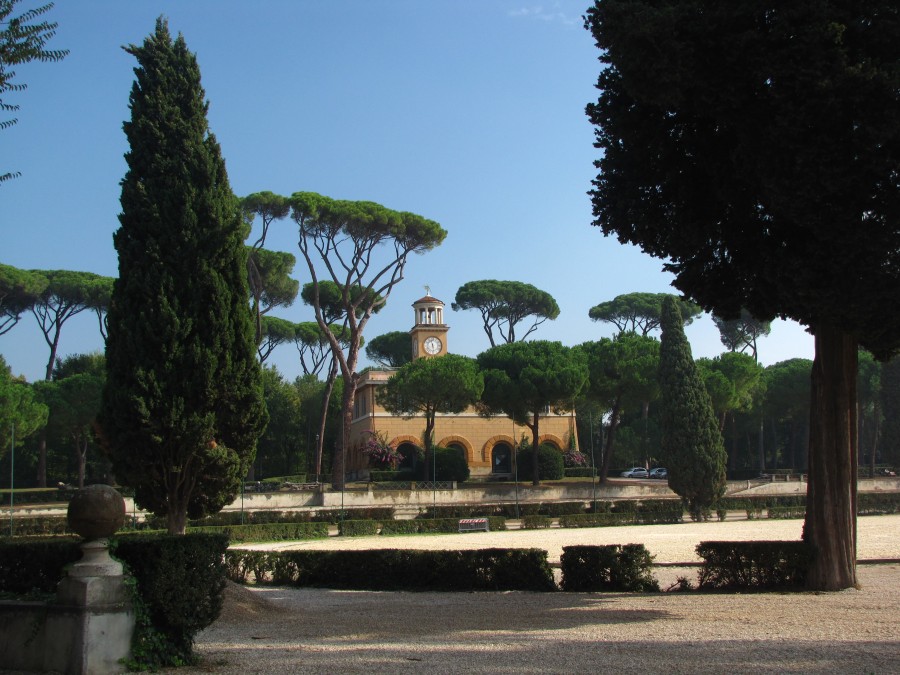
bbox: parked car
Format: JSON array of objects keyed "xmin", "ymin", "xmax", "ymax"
[
  {"xmin": 649, "ymin": 467, "xmax": 668, "ymax": 479},
  {"xmin": 621, "ymin": 467, "xmax": 649, "ymax": 478}
]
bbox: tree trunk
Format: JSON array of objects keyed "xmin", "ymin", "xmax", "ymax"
[
  {"xmin": 804, "ymin": 325, "xmax": 858, "ymax": 591},
  {"xmin": 333, "ymin": 371, "xmax": 359, "ymax": 490},
  {"xmin": 316, "ymin": 358, "xmax": 338, "ymax": 482},
  {"xmin": 598, "ymin": 397, "xmax": 621, "ymax": 484},
  {"xmin": 76, "ymin": 435, "xmax": 87, "ymax": 489},
  {"xmin": 530, "ymin": 412, "xmax": 540, "ymax": 487}
]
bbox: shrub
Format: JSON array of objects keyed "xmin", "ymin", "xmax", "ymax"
[
  {"xmin": 0, "ymin": 538, "xmax": 81, "ymax": 595},
  {"xmin": 558, "ymin": 512, "xmax": 634, "ymax": 528},
  {"xmin": 560, "ymin": 544, "xmax": 659, "ymax": 592},
  {"xmin": 521, "ymin": 515, "xmax": 552, "ymax": 529},
  {"xmin": 564, "ymin": 467, "xmax": 597, "ymax": 478},
  {"xmin": 428, "ymin": 446, "xmax": 471, "ymax": 483},
  {"xmin": 190, "ymin": 521, "xmax": 328, "ymax": 542},
  {"xmin": 339, "ymin": 519, "xmax": 380, "ymax": 537},
  {"xmin": 516, "ymin": 444, "xmax": 565, "ymax": 481},
  {"xmin": 111, "ymin": 533, "xmax": 228, "ymax": 668},
  {"xmin": 695, "ymin": 541, "xmax": 813, "ymax": 590},
  {"xmin": 225, "ymin": 548, "xmax": 556, "ymax": 592}
]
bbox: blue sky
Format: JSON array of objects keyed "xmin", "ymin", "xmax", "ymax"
[{"xmin": 1, "ymin": 0, "xmax": 813, "ymax": 382}]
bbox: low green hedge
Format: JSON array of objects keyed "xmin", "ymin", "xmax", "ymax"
[
  {"xmin": 225, "ymin": 548, "xmax": 557, "ymax": 592},
  {"xmin": 380, "ymin": 517, "xmax": 507, "ymax": 535},
  {"xmin": 695, "ymin": 540, "xmax": 813, "ymax": 590},
  {"xmin": 190, "ymin": 521, "xmax": 328, "ymax": 542},
  {"xmin": 0, "ymin": 538, "xmax": 81, "ymax": 595},
  {"xmin": 521, "ymin": 514, "xmax": 552, "ymax": 529},
  {"xmin": 338, "ymin": 519, "xmax": 379, "ymax": 536},
  {"xmin": 564, "ymin": 468, "xmax": 597, "ymax": 478},
  {"xmin": 560, "ymin": 544, "xmax": 659, "ymax": 592}
]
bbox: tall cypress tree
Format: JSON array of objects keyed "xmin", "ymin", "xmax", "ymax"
[
  {"xmin": 658, "ymin": 296, "xmax": 726, "ymax": 520},
  {"xmin": 100, "ymin": 18, "xmax": 266, "ymax": 535}
]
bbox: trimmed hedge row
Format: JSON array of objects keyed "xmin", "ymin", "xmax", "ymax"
[
  {"xmin": 559, "ymin": 510, "xmax": 683, "ymax": 528},
  {"xmin": 560, "ymin": 544, "xmax": 659, "ymax": 592},
  {"xmin": 225, "ymin": 548, "xmax": 557, "ymax": 591},
  {"xmin": 189, "ymin": 522, "xmax": 328, "ymax": 542},
  {"xmin": 338, "ymin": 517, "xmax": 507, "ymax": 536},
  {"xmin": 696, "ymin": 540, "xmax": 813, "ymax": 590}
]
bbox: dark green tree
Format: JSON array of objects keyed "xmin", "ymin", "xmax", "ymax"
[
  {"xmin": 452, "ymin": 280, "xmax": 560, "ymax": 347},
  {"xmin": 0, "ymin": 263, "xmax": 47, "ymax": 335},
  {"xmin": 658, "ymin": 297, "xmax": 726, "ymax": 520},
  {"xmin": 0, "ymin": 354, "xmax": 47, "ymax": 460},
  {"xmin": 255, "ymin": 366, "xmax": 305, "ymax": 479},
  {"xmin": 588, "ymin": 292, "xmax": 700, "ymax": 336},
  {"xmin": 0, "ymin": 0, "xmax": 68, "ymax": 183},
  {"xmin": 578, "ymin": 333, "xmax": 659, "ymax": 482},
  {"xmin": 477, "ymin": 341, "xmax": 587, "ymax": 486},
  {"xmin": 365, "ymin": 330, "xmax": 413, "ymax": 368},
  {"xmin": 585, "ymin": 0, "xmax": 899, "ymax": 590},
  {"xmin": 761, "ymin": 359, "xmax": 813, "ymax": 473},
  {"xmin": 712, "ymin": 310, "xmax": 772, "ymax": 363},
  {"xmin": 857, "ymin": 350, "xmax": 882, "ymax": 474},
  {"xmin": 100, "ymin": 18, "xmax": 267, "ymax": 535},
  {"xmin": 376, "ymin": 353, "xmax": 484, "ymax": 454},
  {"xmin": 878, "ymin": 356, "xmax": 900, "ymax": 468}
]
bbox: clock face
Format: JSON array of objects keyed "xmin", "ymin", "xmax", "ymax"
[{"xmin": 423, "ymin": 336, "xmax": 442, "ymax": 355}]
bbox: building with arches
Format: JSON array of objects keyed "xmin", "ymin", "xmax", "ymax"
[{"xmin": 347, "ymin": 291, "xmax": 579, "ymax": 479}]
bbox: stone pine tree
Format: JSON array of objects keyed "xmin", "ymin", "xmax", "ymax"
[
  {"xmin": 100, "ymin": 18, "xmax": 266, "ymax": 535},
  {"xmin": 658, "ymin": 297, "xmax": 726, "ymax": 520}
]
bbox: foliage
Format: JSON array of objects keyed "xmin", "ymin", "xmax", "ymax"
[
  {"xmin": 584, "ymin": 0, "xmax": 900, "ymax": 591},
  {"xmin": 426, "ymin": 445, "xmax": 471, "ymax": 482},
  {"xmin": 563, "ymin": 449, "xmax": 588, "ymax": 467},
  {"xmin": 112, "ymin": 533, "xmax": 228, "ymax": 668},
  {"xmin": 521, "ymin": 514, "xmax": 552, "ymax": 529},
  {"xmin": 695, "ymin": 541, "xmax": 813, "ymax": 590},
  {"xmin": 515, "ymin": 443, "xmax": 565, "ymax": 482},
  {"xmin": 658, "ymin": 298, "xmax": 727, "ymax": 520},
  {"xmin": 100, "ymin": 18, "xmax": 267, "ymax": 534},
  {"xmin": 376, "ymin": 353, "xmax": 483, "ymax": 452},
  {"xmin": 255, "ymin": 366, "xmax": 305, "ymax": 478},
  {"xmin": 0, "ymin": 0, "xmax": 68, "ymax": 182},
  {"xmin": 365, "ymin": 330, "xmax": 412, "ymax": 368},
  {"xmin": 224, "ymin": 547, "xmax": 556, "ymax": 592},
  {"xmin": 880, "ymin": 356, "xmax": 900, "ymax": 467},
  {"xmin": 0, "ymin": 263, "xmax": 47, "ymax": 335},
  {"xmin": 0, "ymin": 354, "xmax": 47, "ymax": 459},
  {"xmin": 0, "ymin": 538, "xmax": 81, "ymax": 594},
  {"xmin": 560, "ymin": 544, "xmax": 659, "ymax": 592},
  {"xmin": 360, "ymin": 430, "xmax": 402, "ymax": 469},
  {"xmin": 478, "ymin": 340, "xmax": 587, "ymax": 485},
  {"xmin": 288, "ymin": 193, "xmax": 446, "ymax": 487},
  {"xmin": 452, "ymin": 279, "xmax": 560, "ymax": 347},
  {"xmin": 588, "ymin": 292, "xmax": 700, "ymax": 336},
  {"xmin": 712, "ymin": 310, "xmax": 772, "ymax": 361}
]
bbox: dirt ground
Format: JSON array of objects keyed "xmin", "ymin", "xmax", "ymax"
[{"xmin": 176, "ymin": 514, "xmax": 900, "ymax": 674}]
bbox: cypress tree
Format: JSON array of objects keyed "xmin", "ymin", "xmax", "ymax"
[
  {"xmin": 100, "ymin": 18, "xmax": 266, "ymax": 535},
  {"xmin": 658, "ymin": 296, "xmax": 726, "ymax": 520}
]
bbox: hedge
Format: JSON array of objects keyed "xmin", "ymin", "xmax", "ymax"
[
  {"xmin": 225, "ymin": 547, "xmax": 557, "ymax": 592},
  {"xmin": 560, "ymin": 544, "xmax": 659, "ymax": 592},
  {"xmin": 695, "ymin": 540, "xmax": 813, "ymax": 590}
]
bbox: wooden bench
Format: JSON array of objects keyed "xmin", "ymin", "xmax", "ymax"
[{"xmin": 458, "ymin": 518, "xmax": 490, "ymax": 533}]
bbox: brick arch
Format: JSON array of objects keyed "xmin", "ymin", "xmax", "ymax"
[
  {"xmin": 538, "ymin": 434, "xmax": 565, "ymax": 451},
  {"xmin": 437, "ymin": 435, "xmax": 475, "ymax": 464},
  {"xmin": 482, "ymin": 434, "xmax": 516, "ymax": 464},
  {"xmin": 390, "ymin": 434, "xmax": 422, "ymax": 449}
]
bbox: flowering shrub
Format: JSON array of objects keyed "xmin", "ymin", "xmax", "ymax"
[
  {"xmin": 361, "ymin": 431, "xmax": 402, "ymax": 469},
  {"xmin": 563, "ymin": 450, "xmax": 588, "ymax": 468}
]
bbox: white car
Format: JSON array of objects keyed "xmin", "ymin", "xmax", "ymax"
[
  {"xmin": 621, "ymin": 467, "xmax": 649, "ymax": 478},
  {"xmin": 649, "ymin": 467, "xmax": 668, "ymax": 479}
]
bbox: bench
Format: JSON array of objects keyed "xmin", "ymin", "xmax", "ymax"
[{"xmin": 458, "ymin": 518, "xmax": 490, "ymax": 533}]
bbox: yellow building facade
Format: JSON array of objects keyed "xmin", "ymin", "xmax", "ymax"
[{"xmin": 348, "ymin": 292, "xmax": 578, "ymax": 478}]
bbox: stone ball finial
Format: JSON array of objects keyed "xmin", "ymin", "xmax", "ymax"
[{"xmin": 67, "ymin": 485, "xmax": 127, "ymax": 540}]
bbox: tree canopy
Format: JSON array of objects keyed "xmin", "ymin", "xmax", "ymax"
[
  {"xmin": 712, "ymin": 310, "xmax": 772, "ymax": 362},
  {"xmin": 0, "ymin": 354, "xmax": 47, "ymax": 459},
  {"xmin": 452, "ymin": 280, "xmax": 560, "ymax": 347},
  {"xmin": 376, "ymin": 353, "xmax": 484, "ymax": 453},
  {"xmin": 290, "ymin": 191, "xmax": 446, "ymax": 487},
  {"xmin": 0, "ymin": 263, "xmax": 47, "ymax": 335},
  {"xmin": 588, "ymin": 292, "xmax": 700, "ymax": 336},
  {"xmin": 365, "ymin": 330, "xmax": 412, "ymax": 368},
  {"xmin": 100, "ymin": 18, "xmax": 267, "ymax": 534},
  {"xmin": 477, "ymin": 340, "xmax": 587, "ymax": 486},
  {"xmin": 585, "ymin": 0, "xmax": 899, "ymax": 590},
  {"xmin": 0, "ymin": 0, "xmax": 68, "ymax": 183}
]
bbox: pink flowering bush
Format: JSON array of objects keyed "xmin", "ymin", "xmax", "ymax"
[
  {"xmin": 361, "ymin": 431, "xmax": 402, "ymax": 469},
  {"xmin": 563, "ymin": 450, "xmax": 588, "ymax": 468}
]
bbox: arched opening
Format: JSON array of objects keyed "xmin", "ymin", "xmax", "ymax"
[
  {"xmin": 491, "ymin": 442, "xmax": 512, "ymax": 474},
  {"xmin": 397, "ymin": 442, "xmax": 420, "ymax": 473}
]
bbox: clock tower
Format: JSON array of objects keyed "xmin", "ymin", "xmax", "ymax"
[{"xmin": 410, "ymin": 289, "xmax": 449, "ymax": 359}]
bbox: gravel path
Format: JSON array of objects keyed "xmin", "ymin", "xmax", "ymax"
[{"xmin": 179, "ymin": 515, "xmax": 900, "ymax": 674}]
